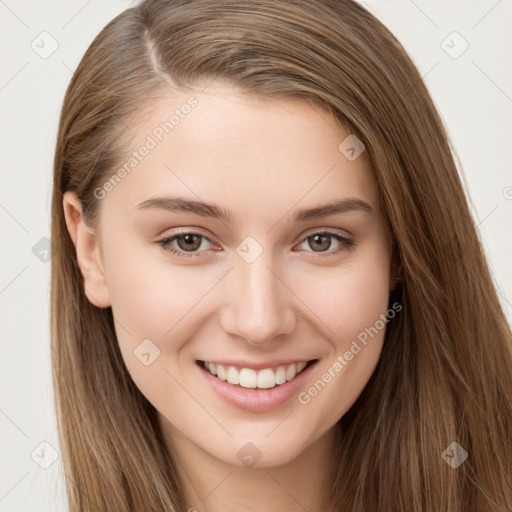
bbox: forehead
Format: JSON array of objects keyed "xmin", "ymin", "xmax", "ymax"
[{"xmin": 99, "ymin": 85, "xmax": 380, "ymax": 223}]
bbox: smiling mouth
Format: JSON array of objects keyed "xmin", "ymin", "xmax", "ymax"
[{"xmin": 196, "ymin": 359, "xmax": 318, "ymax": 390}]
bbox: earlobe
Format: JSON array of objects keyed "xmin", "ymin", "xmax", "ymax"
[{"xmin": 62, "ymin": 191, "xmax": 111, "ymax": 308}]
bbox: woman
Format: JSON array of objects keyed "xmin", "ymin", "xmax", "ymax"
[{"xmin": 51, "ymin": 0, "xmax": 512, "ymax": 510}]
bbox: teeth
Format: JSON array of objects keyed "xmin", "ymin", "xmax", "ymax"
[
  {"xmin": 297, "ymin": 361, "xmax": 307, "ymax": 372},
  {"xmin": 226, "ymin": 366, "xmax": 240, "ymax": 385},
  {"xmin": 275, "ymin": 366, "xmax": 287, "ymax": 385},
  {"xmin": 257, "ymin": 368, "xmax": 275, "ymax": 389},
  {"xmin": 202, "ymin": 360, "xmax": 311, "ymax": 389},
  {"xmin": 286, "ymin": 364, "xmax": 296, "ymax": 381},
  {"xmin": 216, "ymin": 364, "xmax": 227, "ymax": 381},
  {"xmin": 240, "ymin": 368, "xmax": 257, "ymax": 388}
]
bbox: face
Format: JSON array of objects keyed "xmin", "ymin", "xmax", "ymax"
[{"xmin": 65, "ymin": 83, "xmax": 393, "ymax": 468}]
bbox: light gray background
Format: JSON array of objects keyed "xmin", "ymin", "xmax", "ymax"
[{"xmin": 1, "ymin": 1, "xmax": 511, "ymax": 510}]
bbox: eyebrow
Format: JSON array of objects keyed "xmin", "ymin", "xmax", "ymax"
[{"xmin": 136, "ymin": 196, "xmax": 373, "ymax": 222}]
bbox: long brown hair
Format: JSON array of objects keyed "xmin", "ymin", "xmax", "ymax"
[{"xmin": 51, "ymin": 1, "xmax": 512, "ymax": 510}]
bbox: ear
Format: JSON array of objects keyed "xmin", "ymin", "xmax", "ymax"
[{"xmin": 63, "ymin": 191, "xmax": 111, "ymax": 308}]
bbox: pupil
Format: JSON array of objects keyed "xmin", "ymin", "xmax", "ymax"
[
  {"xmin": 311, "ymin": 234, "xmax": 330, "ymax": 252},
  {"xmin": 178, "ymin": 234, "xmax": 201, "ymax": 251}
]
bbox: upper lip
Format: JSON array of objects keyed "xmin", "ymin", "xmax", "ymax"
[{"xmin": 197, "ymin": 358, "xmax": 317, "ymax": 371}]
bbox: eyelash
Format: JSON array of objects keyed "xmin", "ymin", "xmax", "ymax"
[{"xmin": 156, "ymin": 229, "xmax": 355, "ymax": 259}]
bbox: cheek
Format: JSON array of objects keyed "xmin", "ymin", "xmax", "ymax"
[
  {"xmin": 292, "ymin": 244, "xmax": 390, "ymax": 386},
  {"xmin": 294, "ymin": 250, "xmax": 391, "ymax": 423},
  {"xmin": 103, "ymin": 237, "xmax": 190, "ymax": 330},
  {"xmin": 295, "ymin": 246, "xmax": 391, "ymax": 346},
  {"xmin": 103, "ymin": 238, "xmax": 230, "ymax": 370}
]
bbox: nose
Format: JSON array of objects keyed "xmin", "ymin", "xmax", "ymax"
[{"xmin": 219, "ymin": 251, "xmax": 297, "ymax": 347}]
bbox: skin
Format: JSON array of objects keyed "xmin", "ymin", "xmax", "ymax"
[{"xmin": 64, "ymin": 83, "xmax": 393, "ymax": 512}]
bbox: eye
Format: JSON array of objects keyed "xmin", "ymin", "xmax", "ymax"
[
  {"xmin": 294, "ymin": 230, "xmax": 355, "ymax": 257},
  {"xmin": 156, "ymin": 231, "xmax": 216, "ymax": 258},
  {"xmin": 156, "ymin": 229, "xmax": 355, "ymax": 259}
]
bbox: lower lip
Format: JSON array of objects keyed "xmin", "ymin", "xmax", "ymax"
[{"xmin": 196, "ymin": 360, "xmax": 318, "ymax": 412}]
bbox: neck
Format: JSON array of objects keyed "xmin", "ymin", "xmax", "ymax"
[{"xmin": 158, "ymin": 416, "xmax": 341, "ymax": 512}]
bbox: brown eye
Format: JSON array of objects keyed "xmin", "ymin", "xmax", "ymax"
[
  {"xmin": 156, "ymin": 231, "xmax": 215, "ymax": 258},
  {"xmin": 296, "ymin": 230, "xmax": 355, "ymax": 257},
  {"xmin": 176, "ymin": 234, "xmax": 203, "ymax": 252},
  {"xmin": 307, "ymin": 234, "xmax": 332, "ymax": 252}
]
